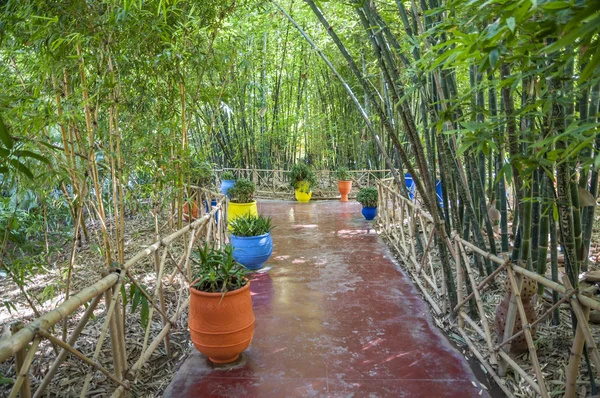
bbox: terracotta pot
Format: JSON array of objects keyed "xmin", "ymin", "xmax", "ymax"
[
  {"xmin": 189, "ymin": 281, "xmax": 255, "ymax": 364},
  {"xmin": 494, "ymin": 276, "xmax": 537, "ymax": 353},
  {"xmin": 183, "ymin": 201, "xmax": 199, "ymax": 221},
  {"xmin": 337, "ymin": 180, "xmax": 352, "ymax": 202}
]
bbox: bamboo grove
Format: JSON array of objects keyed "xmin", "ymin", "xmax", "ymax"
[{"xmin": 0, "ymin": 0, "xmax": 599, "ymax": 393}]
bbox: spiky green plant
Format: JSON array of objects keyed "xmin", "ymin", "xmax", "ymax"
[
  {"xmin": 289, "ymin": 163, "xmax": 316, "ymax": 193},
  {"xmin": 191, "ymin": 244, "xmax": 248, "ymax": 293},
  {"xmin": 229, "ymin": 214, "xmax": 273, "ymax": 237},
  {"xmin": 221, "ymin": 171, "xmax": 235, "ymax": 180}
]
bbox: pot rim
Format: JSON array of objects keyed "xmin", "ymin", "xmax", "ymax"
[
  {"xmin": 221, "ymin": 179, "xmax": 236, "ymax": 183},
  {"xmin": 337, "ymin": 180, "xmax": 352, "ymax": 183},
  {"xmin": 230, "ymin": 232, "xmax": 271, "ymax": 240},
  {"xmin": 190, "ymin": 278, "xmax": 250, "ymax": 297},
  {"xmin": 362, "ymin": 206, "xmax": 377, "ymax": 209},
  {"xmin": 228, "ymin": 200, "xmax": 257, "ymax": 205}
]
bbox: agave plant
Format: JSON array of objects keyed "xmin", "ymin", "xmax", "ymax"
[
  {"xmin": 229, "ymin": 214, "xmax": 273, "ymax": 237},
  {"xmin": 191, "ymin": 244, "xmax": 248, "ymax": 293}
]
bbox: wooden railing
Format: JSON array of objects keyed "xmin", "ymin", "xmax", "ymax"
[
  {"xmin": 218, "ymin": 168, "xmax": 391, "ymax": 197},
  {"xmin": 377, "ymin": 177, "xmax": 600, "ymax": 398},
  {"xmin": 0, "ymin": 192, "xmax": 227, "ymax": 398}
]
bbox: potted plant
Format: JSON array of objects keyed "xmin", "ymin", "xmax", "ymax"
[
  {"xmin": 229, "ymin": 214, "xmax": 273, "ymax": 270},
  {"xmin": 220, "ymin": 170, "xmax": 236, "ymax": 196},
  {"xmin": 336, "ymin": 167, "xmax": 352, "ymax": 202},
  {"xmin": 289, "ymin": 163, "xmax": 316, "ymax": 202},
  {"xmin": 356, "ymin": 187, "xmax": 378, "ymax": 220},
  {"xmin": 189, "ymin": 244, "xmax": 254, "ymax": 364},
  {"xmin": 227, "ymin": 178, "xmax": 258, "ymax": 228}
]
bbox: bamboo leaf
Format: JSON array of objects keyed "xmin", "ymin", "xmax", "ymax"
[
  {"xmin": 140, "ymin": 297, "xmax": 149, "ymax": 329},
  {"xmin": 506, "ymin": 17, "xmax": 516, "ymax": 33},
  {"xmin": 9, "ymin": 159, "xmax": 34, "ymax": 180},
  {"xmin": 13, "ymin": 150, "xmax": 50, "ymax": 164},
  {"xmin": 580, "ymin": 43, "xmax": 600, "ymax": 81},
  {"xmin": 0, "ymin": 115, "xmax": 13, "ymax": 150}
]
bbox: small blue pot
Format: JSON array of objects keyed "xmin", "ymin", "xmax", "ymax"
[
  {"xmin": 230, "ymin": 232, "xmax": 273, "ymax": 270},
  {"xmin": 361, "ymin": 206, "xmax": 377, "ymax": 220},
  {"xmin": 203, "ymin": 199, "xmax": 219, "ymax": 223},
  {"xmin": 220, "ymin": 180, "xmax": 235, "ymax": 196}
]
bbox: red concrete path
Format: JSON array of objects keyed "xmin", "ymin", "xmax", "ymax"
[{"xmin": 164, "ymin": 200, "xmax": 491, "ymax": 397}]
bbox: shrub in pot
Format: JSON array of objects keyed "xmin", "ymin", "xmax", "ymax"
[
  {"xmin": 229, "ymin": 214, "xmax": 274, "ymax": 270},
  {"xmin": 289, "ymin": 163, "xmax": 316, "ymax": 202},
  {"xmin": 220, "ymin": 171, "xmax": 236, "ymax": 196},
  {"xmin": 336, "ymin": 167, "xmax": 352, "ymax": 202},
  {"xmin": 356, "ymin": 187, "xmax": 378, "ymax": 220},
  {"xmin": 227, "ymin": 178, "xmax": 258, "ymax": 229},
  {"xmin": 189, "ymin": 244, "xmax": 254, "ymax": 364}
]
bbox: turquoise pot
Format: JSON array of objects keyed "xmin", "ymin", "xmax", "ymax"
[{"xmin": 230, "ymin": 232, "xmax": 273, "ymax": 270}]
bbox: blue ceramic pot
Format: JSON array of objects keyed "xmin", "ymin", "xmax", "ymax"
[
  {"xmin": 405, "ymin": 173, "xmax": 416, "ymax": 199},
  {"xmin": 203, "ymin": 199, "xmax": 219, "ymax": 223},
  {"xmin": 220, "ymin": 180, "xmax": 235, "ymax": 196},
  {"xmin": 230, "ymin": 232, "xmax": 273, "ymax": 270},
  {"xmin": 361, "ymin": 206, "xmax": 377, "ymax": 220}
]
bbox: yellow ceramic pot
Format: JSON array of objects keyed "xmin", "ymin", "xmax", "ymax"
[
  {"xmin": 227, "ymin": 200, "xmax": 258, "ymax": 230},
  {"xmin": 294, "ymin": 181, "xmax": 312, "ymax": 202}
]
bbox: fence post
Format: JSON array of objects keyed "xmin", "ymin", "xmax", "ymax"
[{"xmin": 10, "ymin": 323, "xmax": 31, "ymax": 398}]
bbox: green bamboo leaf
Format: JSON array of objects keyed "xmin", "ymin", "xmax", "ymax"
[
  {"xmin": 580, "ymin": 44, "xmax": 600, "ymax": 81},
  {"xmin": 140, "ymin": 297, "xmax": 149, "ymax": 329},
  {"xmin": 9, "ymin": 159, "xmax": 34, "ymax": 180},
  {"xmin": 541, "ymin": 1, "xmax": 571, "ymax": 10},
  {"xmin": 552, "ymin": 202, "xmax": 559, "ymax": 222},
  {"xmin": 0, "ymin": 116, "xmax": 13, "ymax": 150},
  {"xmin": 131, "ymin": 289, "xmax": 141, "ymax": 313},
  {"xmin": 14, "ymin": 150, "xmax": 50, "ymax": 164},
  {"xmin": 0, "ymin": 166, "xmax": 8, "ymax": 174},
  {"xmin": 489, "ymin": 49, "xmax": 499, "ymax": 68},
  {"xmin": 120, "ymin": 284, "xmax": 128, "ymax": 307},
  {"xmin": 507, "ymin": 17, "xmax": 516, "ymax": 33}
]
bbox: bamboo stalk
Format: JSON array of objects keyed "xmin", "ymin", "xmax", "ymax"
[
  {"xmin": 8, "ymin": 338, "xmax": 40, "ymax": 398},
  {"xmin": 494, "ymin": 294, "xmax": 571, "ymax": 351},
  {"xmin": 456, "ymin": 239, "xmax": 464, "ymax": 327},
  {"xmin": 10, "ymin": 324, "xmax": 31, "ymax": 398},
  {"xmin": 456, "ymin": 328, "xmax": 516, "ymax": 398},
  {"xmin": 0, "ymin": 274, "xmax": 118, "ymax": 363},
  {"xmin": 506, "ymin": 266, "xmax": 549, "ymax": 397},
  {"xmin": 80, "ymin": 278, "xmax": 124, "ymax": 398},
  {"xmin": 34, "ymin": 295, "xmax": 102, "ymax": 398},
  {"xmin": 38, "ymin": 331, "xmax": 129, "ymax": 391},
  {"xmin": 458, "ymin": 241, "xmax": 497, "ymax": 365},
  {"xmin": 453, "ymin": 263, "xmax": 506, "ymax": 312}
]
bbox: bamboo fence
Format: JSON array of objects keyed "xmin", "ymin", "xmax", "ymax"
[
  {"xmin": 218, "ymin": 168, "xmax": 391, "ymax": 197},
  {"xmin": 377, "ymin": 177, "xmax": 600, "ymax": 398},
  {"xmin": 0, "ymin": 192, "xmax": 227, "ymax": 398}
]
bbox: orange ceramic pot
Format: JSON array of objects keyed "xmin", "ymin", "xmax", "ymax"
[
  {"xmin": 183, "ymin": 201, "xmax": 199, "ymax": 221},
  {"xmin": 188, "ymin": 281, "xmax": 255, "ymax": 364},
  {"xmin": 337, "ymin": 180, "xmax": 353, "ymax": 202}
]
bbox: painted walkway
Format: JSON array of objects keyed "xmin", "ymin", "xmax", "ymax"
[{"xmin": 164, "ymin": 200, "xmax": 491, "ymax": 397}]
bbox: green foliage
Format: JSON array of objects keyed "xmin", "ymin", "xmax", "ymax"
[
  {"xmin": 191, "ymin": 161, "xmax": 215, "ymax": 187},
  {"xmin": 289, "ymin": 163, "xmax": 317, "ymax": 192},
  {"xmin": 191, "ymin": 243, "xmax": 248, "ymax": 293},
  {"xmin": 229, "ymin": 214, "xmax": 272, "ymax": 237},
  {"xmin": 356, "ymin": 187, "xmax": 378, "ymax": 208},
  {"xmin": 336, "ymin": 167, "xmax": 350, "ymax": 181},
  {"xmin": 128, "ymin": 282, "xmax": 150, "ymax": 330},
  {"xmin": 228, "ymin": 178, "xmax": 255, "ymax": 203},
  {"xmin": 221, "ymin": 171, "xmax": 235, "ymax": 180}
]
